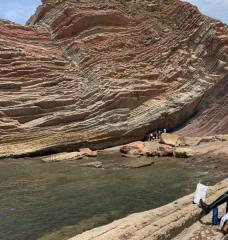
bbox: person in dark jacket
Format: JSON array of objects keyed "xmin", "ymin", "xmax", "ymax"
[{"xmin": 200, "ymin": 191, "xmax": 228, "ymax": 214}]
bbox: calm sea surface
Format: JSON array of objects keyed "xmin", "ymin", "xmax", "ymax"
[{"xmin": 0, "ymin": 154, "xmax": 220, "ymax": 240}]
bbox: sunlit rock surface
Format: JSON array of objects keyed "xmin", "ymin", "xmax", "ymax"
[{"xmin": 0, "ymin": 0, "xmax": 227, "ymax": 157}]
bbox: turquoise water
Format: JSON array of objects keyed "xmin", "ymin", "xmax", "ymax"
[{"xmin": 0, "ymin": 154, "xmax": 219, "ymax": 240}]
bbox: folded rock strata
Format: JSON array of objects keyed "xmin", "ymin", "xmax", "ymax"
[{"xmin": 0, "ymin": 0, "xmax": 227, "ymax": 157}]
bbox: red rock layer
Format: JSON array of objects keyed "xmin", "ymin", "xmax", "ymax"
[{"xmin": 0, "ymin": 0, "xmax": 227, "ymax": 157}]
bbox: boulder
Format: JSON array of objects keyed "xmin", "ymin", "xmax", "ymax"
[
  {"xmin": 82, "ymin": 161, "xmax": 103, "ymax": 168},
  {"xmin": 79, "ymin": 148, "xmax": 98, "ymax": 157},
  {"xmin": 158, "ymin": 144, "xmax": 174, "ymax": 156},
  {"xmin": 42, "ymin": 151, "xmax": 84, "ymax": 162},
  {"xmin": 160, "ymin": 133, "xmax": 180, "ymax": 147},
  {"xmin": 120, "ymin": 141, "xmax": 150, "ymax": 156},
  {"xmin": 182, "ymin": 137, "xmax": 202, "ymax": 146},
  {"xmin": 174, "ymin": 147, "xmax": 194, "ymax": 158}
]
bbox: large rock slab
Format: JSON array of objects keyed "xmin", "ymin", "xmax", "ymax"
[
  {"xmin": 42, "ymin": 152, "xmax": 84, "ymax": 162},
  {"xmin": 160, "ymin": 133, "xmax": 180, "ymax": 147},
  {"xmin": 121, "ymin": 159, "xmax": 154, "ymax": 169},
  {"xmin": 120, "ymin": 141, "xmax": 150, "ymax": 156}
]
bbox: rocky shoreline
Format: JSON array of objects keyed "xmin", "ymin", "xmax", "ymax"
[
  {"xmin": 1, "ymin": 132, "xmax": 227, "ymax": 239},
  {"xmin": 54, "ymin": 134, "xmax": 227, "ymax": 239},
  {"xmin": 31, "ymin": 133, "xmax": 227, "ymax": 239},
  {"xmin": 1, "ymin": 133, "xmax": 227, "ymax": 173},
  {"xmin": 69, "ymin": 179, "xmax": 228, "ymax": 240}
]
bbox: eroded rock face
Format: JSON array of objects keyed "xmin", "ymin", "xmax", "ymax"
[
  {"xmin": 0, "ymin": 0, "xmax": 227, "ymax": 157},
  {"xmin": 121, "ymin": 159, "xmax": 154, "ymax": 168}
]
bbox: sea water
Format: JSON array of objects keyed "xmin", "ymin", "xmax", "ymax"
[{"xmin": 0, "ymin": 154, "xmax": 221, "ymax": 240}]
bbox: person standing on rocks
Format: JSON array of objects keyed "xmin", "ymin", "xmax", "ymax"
[
  {"xmin": 200, "ymin": 192, "xmax": 228, "ymax": 214},
  {"xmin": 200, "ymin": 193, "xmax": 228, "ymax": 234}
]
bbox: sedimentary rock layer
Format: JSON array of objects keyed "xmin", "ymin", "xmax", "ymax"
[
  {"xmin": 0, "ymin": 0, "xmax": 227, "ymax": 157},
  {"xmin": 177, "ymin": 78, "xmax": 228, "ymax": 136}
]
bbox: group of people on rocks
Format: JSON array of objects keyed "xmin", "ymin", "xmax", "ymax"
[{"xmin": 146, "ymin": 128, "xmax": 167, "ymax": 141}]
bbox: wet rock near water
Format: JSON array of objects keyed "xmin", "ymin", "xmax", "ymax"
[
  {"xmin": 174, "ymin": 147, "xmax": 195, "ymax": 158},
  {"xmin": 79, "ymin": 148, "xmax": 98, "ymax": 157},
  {"xmin": 157, "ymin": 144, "xmax": 174, "ymax": 156},
  {"xmin": 153, "ymin": 145, "xmax": 194, "ymax": 158},
  {"xmin": 121, "ymin": 159, "xmax": 155, "ymax": 169},
  {"xmin": 120, "ymin": 141, "xmax": 150, "ymax": 157},
  {"xmin": 119, "ymin": 138, "xmax": 195, "ymax": 159},
  {"xmin": 42, "ymin": 152, "xmax": 85, "ymax": 162}
]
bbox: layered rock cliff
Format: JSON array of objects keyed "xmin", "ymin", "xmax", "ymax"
[{"xmin": 0, "ymin": 0, "xmax": 227, "ymax": 157}]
